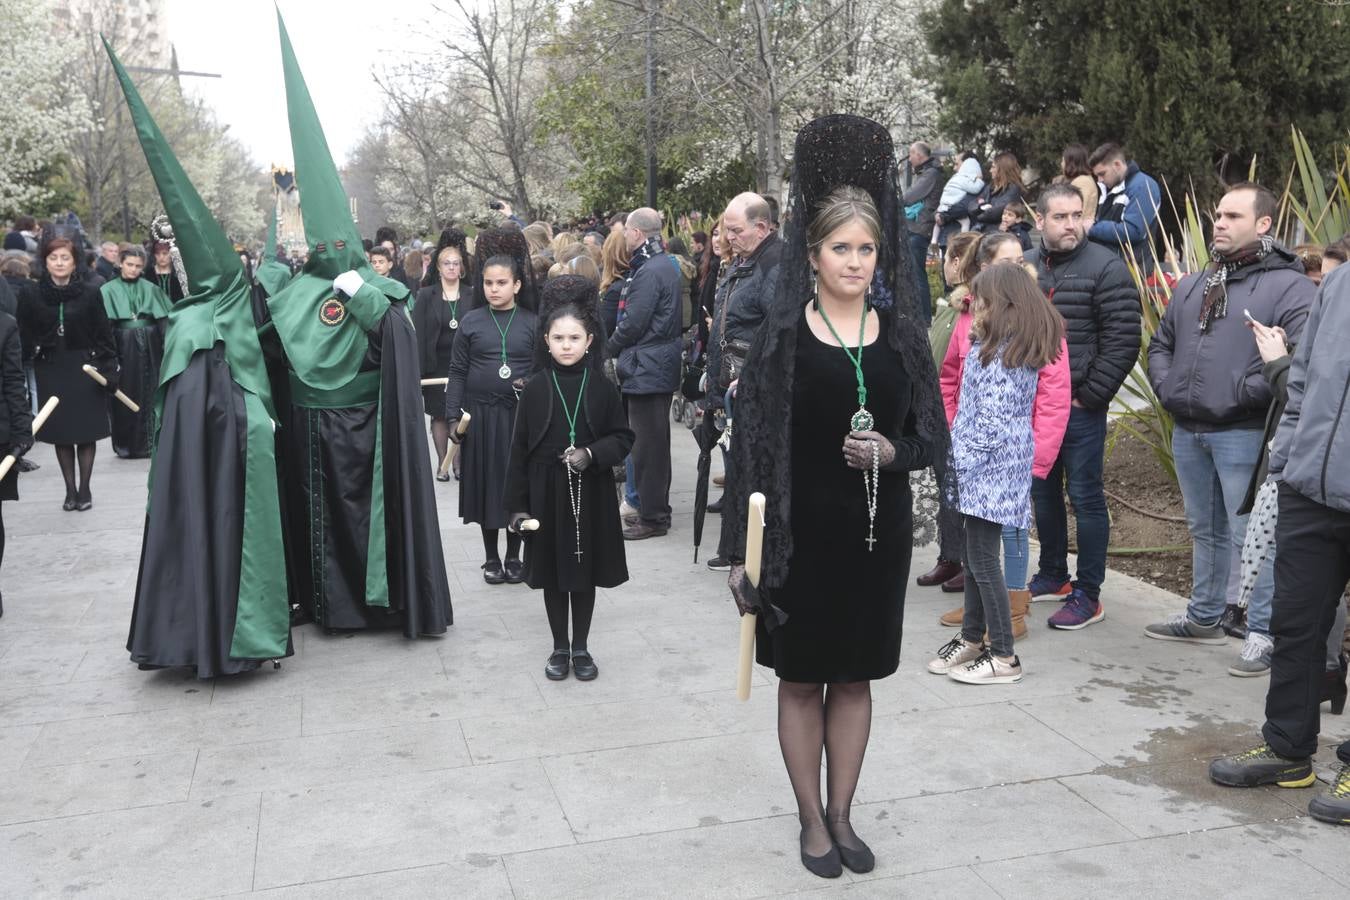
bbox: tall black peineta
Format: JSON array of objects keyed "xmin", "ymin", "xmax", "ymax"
[{"xmin": 471, "ymin": 227, "xmax": 537, "ymax": 314}]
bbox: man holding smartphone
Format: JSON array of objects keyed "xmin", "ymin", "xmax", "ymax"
[{"xmin": 1143, "ymin": 182, "xmax": 1316, "ymax": 675}]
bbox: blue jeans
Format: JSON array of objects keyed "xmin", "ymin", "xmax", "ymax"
[
  {"xmin": 624, "ymin": 455, "xmax": 640, "ymax": 510},
  {"xmin": 907, "ymin": 231, "xmax": 932, "ymax": 324},
  {"xmin": 1172, "ymin": 424, "xmax": 1271, "ymax": 627},
  {"xmin": 1031, "ymin": 406, "xmax": 1110, "ymax": 600},
  {"xmin": 1002, "ymin": 526, "xmax": 1030, "ymax": 591}
]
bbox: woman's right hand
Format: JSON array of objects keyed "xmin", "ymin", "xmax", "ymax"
[{"xmin": 447, "ymin": 419, "xmax": 463, "ymax": 444}]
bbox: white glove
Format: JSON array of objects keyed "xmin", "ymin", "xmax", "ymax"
[{"xmin": 333, "ymin": 270, "xmax": 364, "ymax": 298}]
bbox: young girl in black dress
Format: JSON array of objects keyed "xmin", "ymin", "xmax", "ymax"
[
  {"xmin": 506, "ymin": 275, "xmax": 633, "ymax": 681},
  {"xmin": 446, "ymin": 239, "xmax": 538, "ymax": 585}
]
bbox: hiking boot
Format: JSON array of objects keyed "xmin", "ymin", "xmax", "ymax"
[
  {"xmin": 1028, "ymin": 573, "xmax": 1072, "ymax": 602},
  {"xmin": 1308, "ymin": 763, "xmax": 1350, "ymax": 825},
  {"xmin": 1209, "ymin": 743, "xmax": 1314, "ymax": 788},
  {"xmin": 1047, "ymin": 590, "xmax": 1104, "ymax": 631},
  {"xmin": 927, "ymin": 637, "xmax": 984, "ymax": 674},
  {"xmin": 938, "ymin": 605, "xmax": 963, "ymax": 627},
  {"xmin": 948, "ymin": 649, "xmax": 1023, "ymax": 684},
  {"xmin": 1144, "ymin": 612, "xmax": 1226, "ymax": 644},
  {"xmin": 1229, "ymin": 632, "xmax": 1274, "ymax": 677}
]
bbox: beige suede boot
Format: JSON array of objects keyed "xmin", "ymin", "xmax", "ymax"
[{"xmin": 939, "ymin": 605, "xmax": 963, "ymax": 627}]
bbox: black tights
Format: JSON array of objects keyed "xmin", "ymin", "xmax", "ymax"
[
  {"xmin": 429, "ymin": 417, "xmax": 450, "ymax": 471},
  {"xmin": 0, "ymin": 501, "xmax": 6, "ymax": 571},
  {"xmin": 543, "ymin": 588, "xmax": 595, "ymax": 652},
  {"xmin": 54, "ymin": 443, "xmax": 96, "ymax": 501},
  {"xmin": 480, "ymin": 526, "xmax": 521, "ymax": 563},
  {"xmin": 777, "ymin": 680, "xmax": 873, "ymax": 856}
]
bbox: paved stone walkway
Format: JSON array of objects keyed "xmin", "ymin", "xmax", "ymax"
[{"xmin": 2, "ymin": 431, "xmax": 1348, "ymax": 898}]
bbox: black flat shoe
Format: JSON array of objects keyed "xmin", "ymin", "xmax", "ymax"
[
  {"xmin": 62, "ymin": 498, "xmax": 77, "ymax": 511},
  {"xmin": 436, "ymin": 472, "xmax": 450, "ymax": 482},
  {"xmin": 799, "ymin": 823, "xmax": 841, "ymax": 879},
  {"xmin": 482, "ymin": 561, "xmax": 506, "ymax": 585},
  {"xmin": 827, "ymin": 818, "xmax": 875, "ymax": 874},
  {"xmin": 545, "ymin": 651, "xmax": 570, "ymax": 680},
  {"xmin": 76, "ymin": 499, "xmax": 92, "ymax": 511},
  {"xmin": 571, "ymin": 651, "xmax": 598, "ymax": 681},
  {"xmin": 503, "ymin": 558, "xmax": 524, "ymax": 584}
]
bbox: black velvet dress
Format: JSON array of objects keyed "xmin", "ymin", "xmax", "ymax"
[
  {"xmin": 445, "ymin": 304, "xmax": 538, "ymax": 528},
  {"xmin": 756, "ymin": 312, "xmax": 918, "ymax": 683},
  {"xmin": 411, "ymin": 284, "xmax": 469, "ymax": 418},
  {"xmin": 505, "ymin": 360, "xmax": 634, "ymax": 591}
]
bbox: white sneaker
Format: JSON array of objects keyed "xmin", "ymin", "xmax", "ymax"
[
  {"xmin": 948, "ymin": 650, "xmax": 1023, "ymax": 684},
  {"xmin": 1229, "ymin": 632, "xmax": 1274, "ymax": 677},
  {"xmin": 619, "ymin": 500, "xmax": 639, "ymax": 518},
  {"xmin": 927, "ymin": 637, "xmax": 984, "ymax": 674}
]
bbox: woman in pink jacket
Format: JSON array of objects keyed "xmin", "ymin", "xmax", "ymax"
[{"xmin": 937, "ymin": 232, "xmax": 1071, "ymax": 638}]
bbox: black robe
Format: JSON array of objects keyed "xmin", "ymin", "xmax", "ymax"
[
  {"xmin": 107, "ymin": 319, "xmax": 165, "ymax": 458},
  {"xmin": 505, "ymin": 359, "xmax": 633, "ymax": 591},
  {"xmin": 127, "ymin": 344, "xmax": 293, "ymax": 676},
  {"xmin": 280, "ymin": 302, "xmax": 452, "ymax": 635}
]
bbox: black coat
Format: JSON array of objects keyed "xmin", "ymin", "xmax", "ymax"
[
  {"xmin": 0, "ymin": 312, "xmax": 32, "ymax": 452},
  {"xmin": 411, "ymin": 283, "xmax": 472, "ymax": 378},
  {"xmin": 15, "ymin": 274, "xmax": 116, "ymax": 368},
  {"xmin": 599, "ymin": 279, "xmax": 623, "ymax": 337},
  {"xmin": 1026, "ymin": 240, "xmax": 1141, "ymax": 410},
  {"xmin": 505, "ymin": 361, "xmax": 634, "ymax": 591},
  {"xmin": 952, "ymin": 183, "xmax": 1024, "ymax": 233}
]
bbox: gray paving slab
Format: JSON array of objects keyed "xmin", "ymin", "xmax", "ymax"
[{"xmin": 3, "ymin": 434, "xmax": 1350, "ymax": 898}]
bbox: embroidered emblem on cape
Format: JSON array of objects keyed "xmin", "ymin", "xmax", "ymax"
[{"xmin": 319, "ymin": 296, "xmax": 347, "ymax": 326}]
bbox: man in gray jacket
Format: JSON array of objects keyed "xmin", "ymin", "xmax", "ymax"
[
  {"xmin": 610, "ymin": 207, "xmax": 683, "ymax": 539},
  {"xmin": 1144, "ymin": 183, "xmax": 1315, "ymax": 674},
  {"xmin": 900, "ymin": 142, "xmax": 942, "ymax": 323},
  {"xmin": 1208, "ymin": 263, "xmax": 1350, "ymax": 825}
]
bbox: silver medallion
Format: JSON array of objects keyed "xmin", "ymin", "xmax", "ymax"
[
  {"xmin": 449, "ymin": 318, "xmax": 459, "ymax": 330},
  {"xmin": 850, "ymin": 407, "xmax": 875, "ymax": 432},
  {"xmin": 498, "ymin": 364, "xmax": 512, "ymax": 379}
]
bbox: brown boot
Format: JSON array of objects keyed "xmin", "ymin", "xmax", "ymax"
[
  {"xmin": 1009, "ymin": 589, "xmax": 1030, "ymax": 639},
  {"xmin": 984, "ymin": 589, "xmax": 1031, "ymax": 642},
  {"xmin": 939, "ymin": 605, "xmax": 963, "ymax": 627}
]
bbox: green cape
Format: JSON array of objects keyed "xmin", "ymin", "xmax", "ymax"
[
  {"xmin": 101, "ymin": 276, "xmax": 172, "ymax": 321},
  {"xmin": 105, "ymin": 37, "xmax": 288, "ymax": 660}
]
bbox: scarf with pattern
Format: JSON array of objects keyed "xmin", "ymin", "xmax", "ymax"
[
  {"xmin": 615, "ymin": 234, "xmax": 665, "ymax": 325},
  {"xmin": 1199, "ymin": 234, "xmax": 1273, "ymax": 332}
]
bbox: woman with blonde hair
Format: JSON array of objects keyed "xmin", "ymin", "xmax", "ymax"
[
  {"xmin": 599, "ymin": 229, "xmax": 630, "ymax": 335},
  {"xmin": 523, "ymin": 223, "xmax": 551, "ymax": 257}
]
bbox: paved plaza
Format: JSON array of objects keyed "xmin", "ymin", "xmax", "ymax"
[{"xmin": 1, "ymin": 432, "xmax": 1348, "ymax": 898}]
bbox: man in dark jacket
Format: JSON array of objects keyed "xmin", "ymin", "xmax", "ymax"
[
  {"xmin": 1144, "ymin": 183, "xmax": 1314, "ymax": 673},
  {"xmin": 610, "ymin": 207, "xmax": 682, "ymax": 539},
  {"xmin": 901, "ymin": 142, "xmax": 942, "ymax": 322},
  {"xmin": 705, "ymin": 192, "xmax": 782, "ymax": 569},
  {"xmin": 1208, "ymin": 263, "xmax": 1350, "ymax": 825},
  {"xmin": 1026, "ymin": 183, "xmax": 1141, "ymax": 630},
  {"xmin": 1088, "ymin": 143, "xmax": 1161, "ymax": 269}
]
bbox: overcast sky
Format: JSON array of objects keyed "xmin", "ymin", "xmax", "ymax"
[{"xmin": 166, "ymin": 0, "xmax": 439, "ymax": 170}]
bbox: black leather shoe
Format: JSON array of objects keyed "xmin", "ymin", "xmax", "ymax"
[
  {"xmin": 544, "ymin": 651, "xmax": 570, "ymax": 680},
  {"xmin": 482, "ymin": 561, "xmax": 506, "ymax": 584},
  {"xmin": 827, "ymin": 818, "xmax": 875, "ymax": 874},
  {"xmin": 798, "ymin": 822, "xmax": 841, "ymax": 879},
  {"xmin": 1324, "ymin": 654, "xmax": 1348, "ymax": 715},
  {"xmin": 707, "ymin": 496, "xmax": 724, "ymax": 514},
  {"xmin": 571, "ymin": 651, "xmax": 598, "ymax": 681},
  {"xmin": 1220, "ymin": 604, "xmax": 1248, "ymax": 639},
  {"xmin": 76, "ymin": 499, "xmax": 92, "ymax": 511},
  {"xmin": 503, "ymin": 558, "xmax": 524, "ymax": 584},
  {"xmin": 62, "ymin": 496, "xmax": 77, "ymax": 511}
]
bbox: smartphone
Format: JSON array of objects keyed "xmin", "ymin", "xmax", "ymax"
[{"xmin": 1243, "ymin": 308, "xmax": 1256, "ymax": 324}]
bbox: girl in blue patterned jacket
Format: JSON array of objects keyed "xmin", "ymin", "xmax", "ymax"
[{"xmin": 928, "ymin": 264, "xmax": 1065, "ymax": 685}]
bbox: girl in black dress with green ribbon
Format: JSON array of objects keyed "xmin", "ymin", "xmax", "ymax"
[
  {"xmin": 726, "ymin": 116, "xmax": 949, "ymax": 880},
  {"xmin": 446, "ymin": 233, "xmax": 538, "ymax": 585},
  {"xmin": 506, "ymin": 276, "xmax": 633, "ymax": 681}
]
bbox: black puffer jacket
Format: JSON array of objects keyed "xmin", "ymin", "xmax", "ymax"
[{"xmin": 1026, "ymin": 240, "xmax": 1141, "ymax": 410}]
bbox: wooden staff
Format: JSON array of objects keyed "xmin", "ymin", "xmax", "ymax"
[
  {"xmin": 420, "ymin": 377, "xmax": 449, "ymax": 386},
  {"xmin": 737, "ymin": 491, "xmax": 767, "ymax": 702},
  {"xmin": 81, "ymin": 364, "xmax": 140, "ymax": 412},
  {"xmin": 438, "ymin": 409, "xmax": 471, "ymax": 478},
  {"xmin": 0, "ymin": 396, "xmax": 60, "ymax": 481}
]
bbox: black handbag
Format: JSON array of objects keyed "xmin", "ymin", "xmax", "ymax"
[{"xmin": 718, "ymin": 338, "xmax": 750, "ymax": 387}]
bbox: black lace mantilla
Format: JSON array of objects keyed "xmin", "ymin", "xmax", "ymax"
[{"xmin": 725, "ymin": 114, "xmax": 952, "ymax": 590}]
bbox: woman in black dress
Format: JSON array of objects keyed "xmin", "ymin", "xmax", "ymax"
[
  {"xmin": 727, "ymin": 116, "xmax": 948, "ymax": 879},
  {"xmin": 506, "ymin": 276, "xmax": 633, "ymax": 681},
  {"xmin": 16, "ymin": 238, "xmax": 119, "ymax": 510},
  {"xmin": 411, "ymin": 231, "xmax": 471, "ymax": 479},
  {"xmin": 0, "ymin": 306, "xmax": 34, "ymax": 617},
  {"xmin": 148, "ymin": 242, "xmax": 185, "ymax": 303},
  {"xmin": 446, "ymin": 228, "xmax": 538, "ymax": 585}
]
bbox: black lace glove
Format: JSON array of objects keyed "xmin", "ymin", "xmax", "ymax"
[
  {"xmin": 728, "ymin": 563, "xmax": 761, "ymax": 617},
  {"xmin": 843, "ymin": 431, "xmax": 895, "ymax": 470},
  {"xmin": 10, "ymin": 437, "xmax": 33, "ymax": 460},
  {"xmin": 97, "ymin": 363, "xmax": 121, "ymax": 396},
  {"xmin": 508, "ymin": 512, "xmax": 532, "ymax": 535},
  {"xmin": 447, "ymin": 419, "xmax": 464, "ymax": 444}
]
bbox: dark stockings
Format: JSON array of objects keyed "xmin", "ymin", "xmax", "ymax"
[
  {"xmin": 480, "ymin": 527, "xmax": 522, "ymax": 563},
  {"xmin": 430, "ymin": 418, "xmax": 450, "ymax": 470},
  {"xmin": 54, "ymin": 443, "xmax": 95, "ymax": 502},
  {"xmin": 777, "ymin": 680, "xmax": 873, "ymax": 856},
  {"xmin": 543, "ymin": 588, "xmax": 596, "ymax": 652},
  {"xmin": 0, "ymin": 501, "xmax": 6, "ymax": 570}
]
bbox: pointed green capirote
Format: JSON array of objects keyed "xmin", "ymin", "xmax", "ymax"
[
  {"xmin": 255, "ymin": 196, "xmax": 292, "ymax": 298},
  {"xmin": 265, "ymin": 198, "xmax": 278, "ymax": 262}
]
